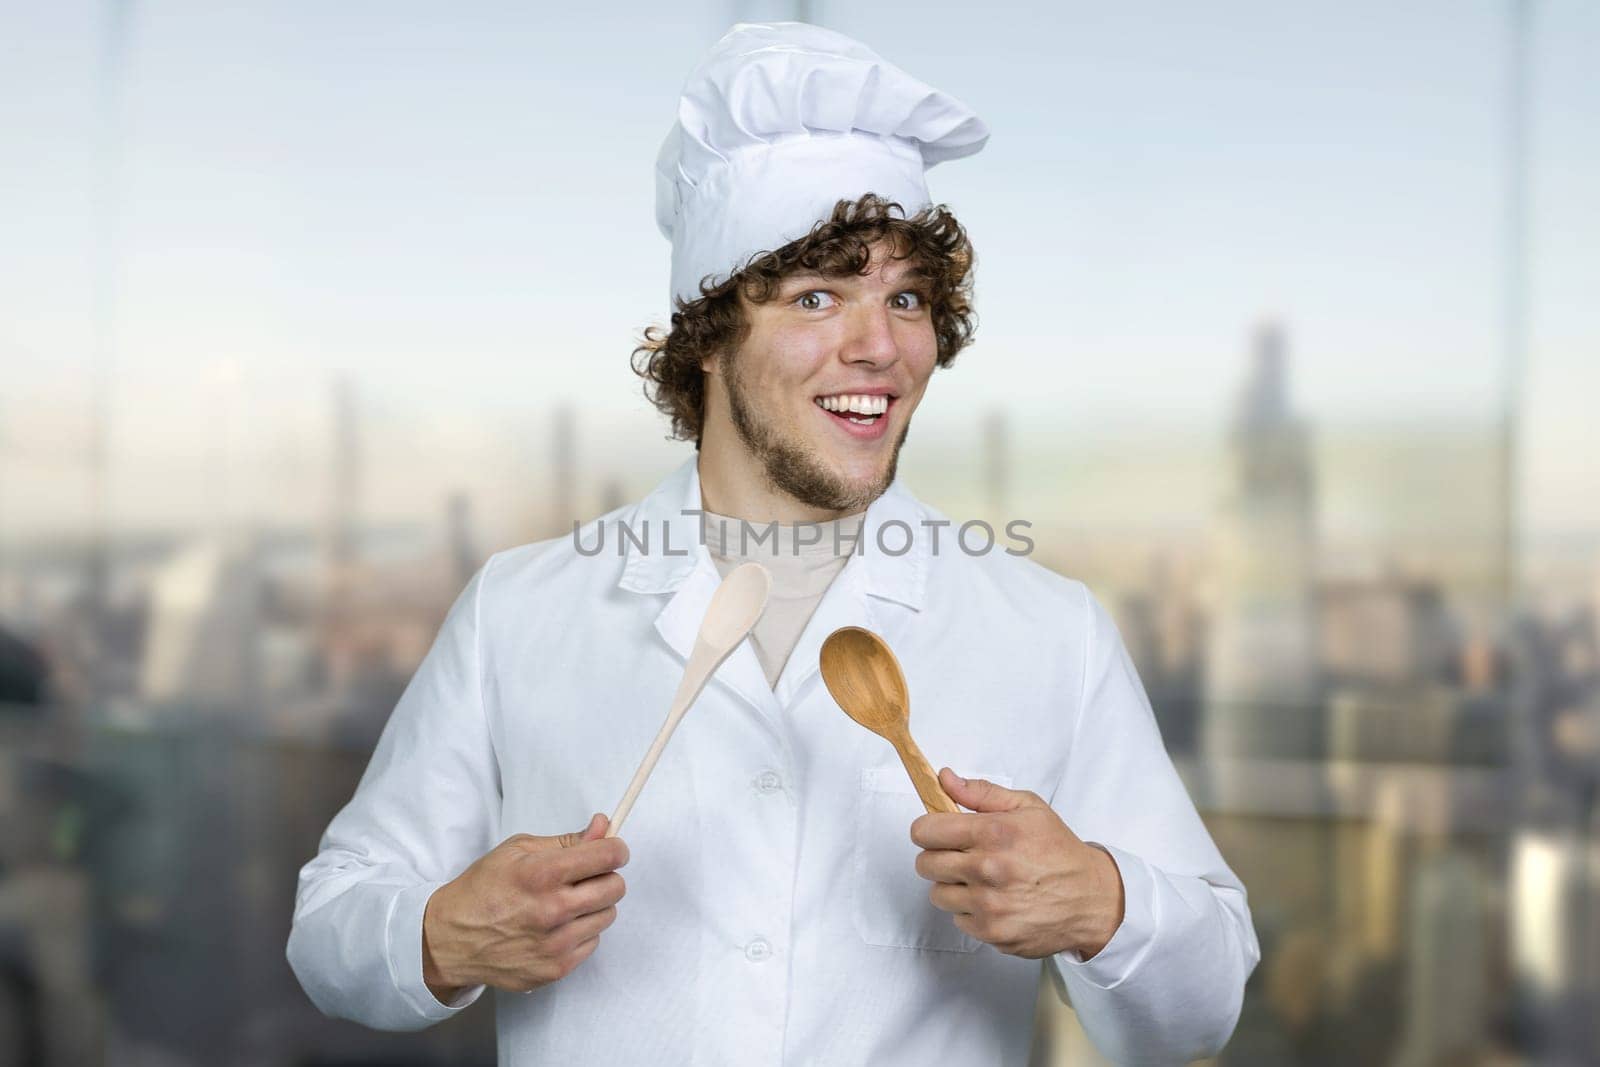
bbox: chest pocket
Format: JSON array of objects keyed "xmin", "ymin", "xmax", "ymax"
[{"xmin": 851, "ymin": 766, "xmax": 1015, "ymax": 953}]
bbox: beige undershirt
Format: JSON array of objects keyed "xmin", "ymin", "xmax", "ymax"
[{"xmin": 703, "ymin": 510, "xmax": 865, "ymax": 688}]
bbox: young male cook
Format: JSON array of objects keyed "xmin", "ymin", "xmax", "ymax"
[{"xmin": 288, "ymin": 22, "xmax": 1260, "ymax": 1064}]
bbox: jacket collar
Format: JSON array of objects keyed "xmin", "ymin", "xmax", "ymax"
[
  {"xmin": 618, "ymin": 455, "xmax": 932, "ymax": 717},
  {"xmin": 618, "ymin": 455, "xmax": 929, "ymax": 612}
]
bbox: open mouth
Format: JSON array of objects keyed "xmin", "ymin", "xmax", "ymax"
[{"xmin": 813, "ymin": 393, "xmax": 894, "ymax": 427}]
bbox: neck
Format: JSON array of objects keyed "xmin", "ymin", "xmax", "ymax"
[{"xmin": 697, "ymin": 427, "xmax": 864, "ymax": 525}]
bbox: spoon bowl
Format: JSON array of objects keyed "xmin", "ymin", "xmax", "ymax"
[
  {"xmin": 820, "ymin": 626, "xmax": 958, "ymax": 814},
  {"xmin": 700, "ymin": 562, "xmax": 772, "ymax": 647}
]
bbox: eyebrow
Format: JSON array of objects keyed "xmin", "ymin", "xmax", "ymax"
[
  {"xmin": 779, "ymin": 264, "xmax": 931, "ymax": 291},
  {"xmin": 778, "ymin": 272, "xmax": 833, "ymax": 290}
]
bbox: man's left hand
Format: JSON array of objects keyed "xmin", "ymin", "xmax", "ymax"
[{"xmin": 910, "ymin": 767, "xmax": 1125, "ymax": 960}]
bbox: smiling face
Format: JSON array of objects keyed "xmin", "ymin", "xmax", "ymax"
[{"xmin": 701, "ymin": 240, "xmax": 939, "ymax": 515}]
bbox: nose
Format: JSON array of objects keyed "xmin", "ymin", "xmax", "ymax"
[{"xmin": 839, "ymin": 303, "xmax": 901, "ymax": 369}]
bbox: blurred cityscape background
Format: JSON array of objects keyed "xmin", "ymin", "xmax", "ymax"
[{"xmin": 1, "ymin": 1, "xmax": 1596, "ymax": 1064}]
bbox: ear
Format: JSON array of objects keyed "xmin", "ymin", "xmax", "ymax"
[{"xmin": 701, "ymin": 340, "xmax": 736, "ymax": 375}]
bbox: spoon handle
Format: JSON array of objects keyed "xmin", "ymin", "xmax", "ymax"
[
  {"xmin": 606, "ymin": 639, "xmax": 718, "ymax": 838},
  {"xmin": 892, "ymin": 733, "xmax": 959, "ymax": 814}
]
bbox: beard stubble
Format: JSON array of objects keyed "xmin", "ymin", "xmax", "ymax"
[{"xmin": 722, "ymin": 348, "xmax": 908, "ymax": 514}]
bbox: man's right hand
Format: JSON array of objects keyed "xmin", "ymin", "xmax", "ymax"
[{"xmin": 422, "ymin": 813, "xmax": 629, "ymax": 1002}]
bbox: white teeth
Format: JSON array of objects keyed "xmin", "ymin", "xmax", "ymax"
[{"xmin": 815, "ymin": 394, "xmax": 888, "ymax": 415}]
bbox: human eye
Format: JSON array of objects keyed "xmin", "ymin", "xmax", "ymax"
[
  {"xmin": 890, "ymin": 290, "xmax": 925, "ymax": 312},
  {"xmin": 793, "ymin": 290, "xmax": 837, "ymax": 312}
]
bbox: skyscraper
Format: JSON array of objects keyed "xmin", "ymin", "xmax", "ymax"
[
  {"xmin": 551, "ymin": 403, "xmax": 576, "ymax": 538},
  {"xmin": 982, "ymin": 408, "xmax": 1009, "ymax": 518},
  {"xmin": 1204, "ymin": 322, "xmax": 1320, "ymax": 776},
  {"xmin": 326, "ymin": 378, "xmax": 361, "ymax": 569}
]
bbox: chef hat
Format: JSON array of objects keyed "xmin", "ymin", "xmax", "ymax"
[{"xmin": 655, "ymin": 22, "xmax": 989, "ymax": 311}]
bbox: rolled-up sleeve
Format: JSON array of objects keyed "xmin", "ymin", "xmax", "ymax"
[
  {"xmin": 286, "ymin": 558, "xmax": 502, "ymax": 1030},
  {"xmin": 1047, "ymin": 586, "xmax": 1261, "ymax": 1064}
]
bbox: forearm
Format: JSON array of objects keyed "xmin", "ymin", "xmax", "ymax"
[
  {"xmin": 1071, "ymin": 842, "xmax": 1126, "ymax": 960},
  {"xmin": 1049, "ymin": 844, "xmax": 1258, "ymax": 1064},
  {"xmin": 420, "ymin": 877, "xmax": 478, "ymax": 1005},
  {"xmin": 422, "ymin": 915, "xmax": 465, "ymax": 1006}
]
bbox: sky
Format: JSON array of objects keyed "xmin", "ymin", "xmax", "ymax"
[{"xmin": 0, "ymin": 0, "xmax": 1595, "ymax": 540}]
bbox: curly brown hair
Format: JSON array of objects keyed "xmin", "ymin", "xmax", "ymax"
[{"xmin": 631, "ymin": 193, "xmax": 977, "ymax": 445}]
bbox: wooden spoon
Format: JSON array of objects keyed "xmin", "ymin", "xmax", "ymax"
[
  {"xmin": 606, "ymin": 561, "xmax": 771, "ymax": 838},
  {"xmin": 819, "ymin": 626, "xmax": 958, "ymax": 814}
]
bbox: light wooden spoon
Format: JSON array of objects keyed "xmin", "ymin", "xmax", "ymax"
[
  {"xmin": 606, "ymin": 561, "xmax": 772, "ymax": 838},
  {"xmin": 819, "ymin": 626, "xmax": 958, "ymax": 814}
]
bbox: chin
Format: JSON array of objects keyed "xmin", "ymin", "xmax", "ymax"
[
  {"xmin": 837, "ymin": 457, "xmax": 898, "ymax": 499},
  {"xmin": 845, "ymin": 461, "xmax": 893, "ymax": 490},
  {"xmin": 815, "ymin": 446, "xmax": 887, "ymax": 482}
]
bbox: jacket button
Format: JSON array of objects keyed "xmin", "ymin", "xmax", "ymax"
[
  {"xmin": 754, "ymin": 770, "xmax": 783, "ymax": 794},
  {"xmin": 745, "ymin": 937, "xmax": 773, "ymax": 962}
]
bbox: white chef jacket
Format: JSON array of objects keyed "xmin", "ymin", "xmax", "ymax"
[{"xmin": 287, "ymin": 457, "xmax": 1260, "ymax": 1065}]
